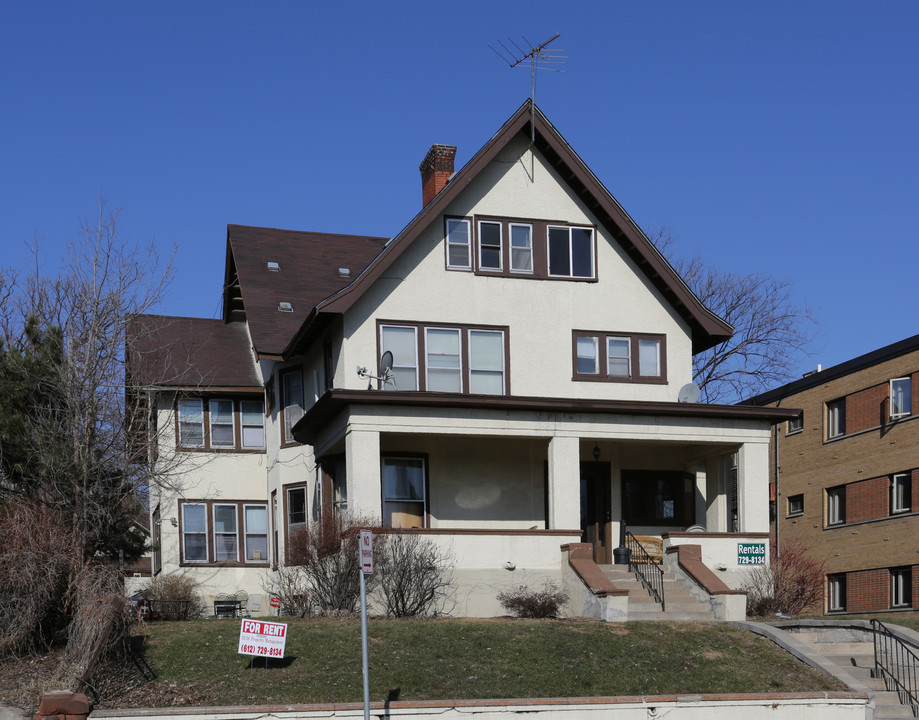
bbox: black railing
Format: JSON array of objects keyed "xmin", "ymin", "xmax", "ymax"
[
  {"xmin": 625, "ymin": 532, "xmax": 665, "ymax": 611},
  {"xmin": 872, "ymin": 618, "xmax": 919, "ymax": 715}
]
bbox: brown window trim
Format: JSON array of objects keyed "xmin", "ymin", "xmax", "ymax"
[
  {"xmin": 444, "ymin": 215, "xmax": 598, "ymax": 282},
  {"xmin": 377, "ymin": 320, "xmax": 511, "ymax": 395},
  {"xmin": 571, "ymin": 330, "xmax": 668, "ymax": 385},
  {"xmin": 283, "ymin": 482, "xmax": 308, "ymax": 564},
  {"xmin": 178, "ymin": 499, "xmax": 270, "ymax": 567},
  {"xmin": 279, "ymin": 367, "xmax": 305, "ymax": 448},
  {"xmin": 174, "ymin": 395, "xmax": 266, "ymax": 452},
  {"xmin": 381, "ymin": 452, "xmax": 430, "ymax": 529}
]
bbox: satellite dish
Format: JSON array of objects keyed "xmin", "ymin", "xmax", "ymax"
[
  {"xmin": 380, "ymin": 350, "xmax": 393, "ymax": 377},
  {"xmin": 678, "ymin": 382, "xmax": 701, "ymax": 404}
]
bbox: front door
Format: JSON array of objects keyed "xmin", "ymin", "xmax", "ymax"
[{"xmin": 580, "ymin": 461, "xmax": 612, "ymax": 564}]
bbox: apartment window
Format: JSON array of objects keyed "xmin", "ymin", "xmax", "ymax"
[
  {"xmin": 287, "ymin": 486, "xmax": 307, "ymax": 538},
  {"xmin": 177, "ymin": 399, "xmax": 205, "ymax": 447},
  {"xmin": 240, "ymin": 400, "xmax": 265, "ymax": 449},
  {"xmin": 621, "ymin": 470, "xmax": 695, "ymax": 527},
  {"xmin": 548, "ymin": 225, "xmax": 594, "ymax": 278},
  {"xmin": 177, "ymin": 397, "xmax": 265, "ymax": 451},
  {"xmin": 152, "ymin": 505, "xmax": 162, "ymax": 575},
  {"xmin": 180, "ymin": 500, "xmax": 269, "ymax": 566},
  {"xmin": 209, "ymin": 400, "xmax": 235, "ymax": 448},
  {"xmin": 181, "ymin": 502, "xmax": 208, "ymax": 562},
  {"xmin": 281, "ymin": 369, "xmax": 304, "ymax": 444},
  {"xmin": 509, "ymin": 223, "xmax": 533, "ymax": 273},
  {"xmin": 787, "ymin": 493, "xmax": 804, "ymax": 517},
  {"xmin": 827, "ymin": 574, "xmax": 846, "ymax": 612},
  {"xmin": 382, "ymin": 455, "xmax": 427, "ymax": 528},
  {"xmin": 891, "ymin": 378, "xmax": 912, "ymax": 419},
  {"xmin": 573, "ymin": 332, "xmax": 667, "ymax": 384},
  {"xmin": 826, "ymin": 486, "xmax": 846, "ymax": 526},
  {"xmin": 478, "ymin": 220, "xmax": 502, "ymax": 271},
  {"xmin": 445, "ymin": 218, "xmax": 471, "ymax": 270},
  {"xmin": 891, "ymin": 568, "xmax": 912, "ymax": 608},
  {"xmin": 787, "ymin": 413, "xmax": 803, "ymax": 435},
  {"xmin": 244, "ymin": 505, "xmax": 269, "ymax": 562},
  {"xmin": 891, "ymin": 473, "xmax": 912, "ymax": 514},
  {"xmin": 213, "ymin": 504, "xmax": 239, "ymax": 562},
  {"xmin": 271, "ymin": 490, "xmax": 279, "ymax": 569},
  {"xmin": 426, "ymin": 327, "xmax": 462, "ymax": 392},
  {"xmin": 380, "ymin": 322, "xmax": 507, "ymax": 395},
  {"xmin": 827, "ymin": 398, "xmax": 846, "ymax": 439}
]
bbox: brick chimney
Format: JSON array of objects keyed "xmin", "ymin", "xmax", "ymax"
[{"xmin": 419, "ymin": 144, "xmax": 456, "ymax": 207}]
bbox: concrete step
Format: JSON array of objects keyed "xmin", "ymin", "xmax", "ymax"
[
  {"xmin": 872, "ymin": 704, "xmax": 915, "ymax": 720},
  {"xmin": 815, "ymin": 641, "xmax": 875, "ymax": 655}
]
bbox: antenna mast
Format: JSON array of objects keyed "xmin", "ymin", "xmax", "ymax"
[{"xmin": 490, "ymin": 34, "xmax": 566, "ymax": 143}]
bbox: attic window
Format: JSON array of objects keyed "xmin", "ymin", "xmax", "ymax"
[
  {"xmin": 338, "ymin": 268, "xmax": 351, "ymax": 278},
  {"xmin": 278, "ymin": 302, "xmax": 293, "ymax": 313},
  {"xmin": 267, "ymin": 262, "xmax": 280, "ymax": 272}
]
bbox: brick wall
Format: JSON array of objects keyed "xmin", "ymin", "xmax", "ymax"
[
  {"xmin": 840, "ymin": 565, "xmax": 918, "ymax": 613},
  {"xmin": 846, "ymin": 383, "xmax": 887, "ymax": 435},
  {"xmin": 845, "ymin": 476, "xmax": 889, "ymax": 523}
]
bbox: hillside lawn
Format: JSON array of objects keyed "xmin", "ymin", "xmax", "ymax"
[{"xmin": 90, "ymin": 617, "xmax": 851, "ymax": 708}]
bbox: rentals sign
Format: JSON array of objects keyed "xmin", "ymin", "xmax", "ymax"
[
  {"xmin": 237, "ymin": 619, "xmax": 288, "ymax": 658},
  {"xmin": 737, "ymin": 542, "xmax": 766, "ymax": 565}
]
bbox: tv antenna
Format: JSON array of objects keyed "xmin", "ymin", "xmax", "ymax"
[
  {"xmin": 356, "ymin": 350, "xmax": 396, "ymax": 390},
  {"xmin": 490, "ymin": 34, "xmax": 566, "ymax": 143}
]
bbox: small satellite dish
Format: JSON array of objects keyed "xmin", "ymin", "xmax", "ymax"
[
  {"xmin": 380, "ymin": 350, "xmax": 393, "ymax": 377},
  {"xmin": 678, "ymin": 382, "xmax": 701, "ymax": 404}
]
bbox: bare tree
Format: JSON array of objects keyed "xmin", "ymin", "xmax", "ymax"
[
  {"xmin": 652, "ymin": 228, "xmax": 815, "ymax": 404},
  {"xmin": 0, "ymin": 197, "xmax": 178, "ymax": 673}
]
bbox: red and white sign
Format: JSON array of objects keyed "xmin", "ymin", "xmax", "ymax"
[
  {"xmin": 360, "ymin": 529, "xmax": 373, "ymax": 574},
  {"xmin": 238, "ymin": 619, "xmax": 288, "ymax": 658},
  {"xmin": 269, "ymin": 596, "xmax": 281, "ymax": 608}
]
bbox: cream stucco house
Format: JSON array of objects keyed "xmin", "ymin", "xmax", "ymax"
[{"xmin": 129, "ymin": 101, "xmax": 793, "ymax": 619}]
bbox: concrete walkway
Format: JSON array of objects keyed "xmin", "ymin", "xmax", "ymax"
[{"xmin": 734, "ymin": 620, "xmax": 917, "ymax": 720}]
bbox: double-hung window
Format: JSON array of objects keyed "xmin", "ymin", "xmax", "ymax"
[
  {"xmin": 827, "ymin": 574, "xmax": 846, "ymax": 612},
  {"xmin": 213, "ymin": 504, "xmax": 239, "ymax": 562},
  {"xmin": 573, "ymin": 331, "xmax": 666, "ymax": 384},
  {"xmin": 826, "ymin": 486, "xmax": 846, "ymax": 526},
  {"xmin": 178, "ymin": 399, "xmax": 205, "ymax": 447},
  {"xmin": 244, "ymin": 505, "xmax": 269, "ymax": 562},
  {"xmin": 445, "ymin": 218, "xmax": 471, "ymax": 270},
  {"xmin": 509, "ymin": 223, "xmax": 533, "ymax": 273},
  {"xmin": 181, "ymin": 502, "xmax": 208, "ymax": 562},
  {"xmin": 281, "ymin": 369, "xmax": 304, "ymax": 444},
  {"xmin": 478, "ymin": 220, "xmax": 502, "ymax": 271},
  {"xmin": 209, "ymin": 399, "xmax": 235, "ymax": 448},
  {"xmin": 891, "ymin": 568, "xmax": 912, "ymax": 608},
  {"xmin": 891, "ymin": 473, "xmax": 911, "ymax": 514},
  {"xmin": 548, "ymin": 225, "xmax": 594, "ymax": 278},
  {"xmin": 240, "ymin": 400, "xmax": 266, "ymax": 449},
  {"xmin": 890, "ymin": 378, "xmax": 912, "ymax": 419},
  {"xmin": 382, "ymin": 455, "xmax": 426, "ymax": 528},
  {"xmin": 827, "ymin": 398, "xmax": 846, "ymax": 439},
  {"xmin": 381, "ymin": 323, "xmax": 507, "ymax": 395}
]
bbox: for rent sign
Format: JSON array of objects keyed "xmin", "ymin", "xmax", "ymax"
[
  {"xmin": 237, "ymin": 619, "xmax": 288, "ymax": 658},
  {"xmin": 737, "ymin": 543, "xmax": 766, "ymax": 565}
]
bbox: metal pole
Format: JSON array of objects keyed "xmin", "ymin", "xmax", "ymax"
[{"xmin": 360, "ymin": 569, "xmax": 370, "ymax": 720}]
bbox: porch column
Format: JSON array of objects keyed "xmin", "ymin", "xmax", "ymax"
[
  {"xmin": 345, "ymin": 429, "xmax": 381, "ymax": 522},
  {"xmin": 547, "ymin": 436, "xmax": 580, "ymax": 530},
  {"xmin": 736, "ymin": 441, "xmax": 769, "ymax": 532}
]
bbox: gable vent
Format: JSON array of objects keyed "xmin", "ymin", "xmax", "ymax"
[
  {"xmin": 267, "ymin": 261, "xmax": 280, "ymax": 272},
  {"xmin": 338, "ymin": 267, "xmax": 351, "ymax": 278},
  {"xmin": 278, "ymin": 302, "xmax": 293, "ymax": 312}
]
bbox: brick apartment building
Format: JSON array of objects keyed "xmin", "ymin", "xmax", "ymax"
[{"xmin": 747, "ymin": 334, "xmax": 919, "ymax": 614}]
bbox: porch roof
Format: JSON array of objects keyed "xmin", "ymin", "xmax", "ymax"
[{"xmin": 291, "ymin": 389, "xmax": 799, "ymax": 445}]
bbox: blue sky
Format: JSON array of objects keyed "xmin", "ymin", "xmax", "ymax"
[{"xmin": 2, "ymin": 1, "xmax": 916, "ymax": 380}]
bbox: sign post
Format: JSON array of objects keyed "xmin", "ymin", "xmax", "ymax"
[{"xmin": 359, "ymin": 530, "xmax": 373, "ymax": 720}]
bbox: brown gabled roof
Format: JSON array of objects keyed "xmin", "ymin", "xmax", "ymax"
[
  {"xmin": 225, "ymin": 225, "xmax": 388, "ymax": 357},
  {"xmin": 285, "ymin": 99, "xmax": 732, "ymax": 357},
  {"xmin": 126, "ymin": 315, "xmax": 261, "ymax": 390}
]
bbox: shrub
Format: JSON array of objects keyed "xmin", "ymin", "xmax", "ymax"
[
  {"xmin": 140, "ymin": 572, "xmax": 207, "ymax": 620},
  {"xmin": 376, "ymin": 532, "xmax": 454, "ymax": 618},
  {"xmin": 742, "ymin": 539, "xmax": 825, "ymax": 618},
  {"xmin": 498, "ymin": 580, "xmax": 568, "ymax": 618}
]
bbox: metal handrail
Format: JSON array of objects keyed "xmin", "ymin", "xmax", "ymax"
[
  {"xmin": 625, "ymin": 531, "xmax": 665, "ymax": 611},
  {"xmin": 872, "ymin": 618, "xmax": 919, "ymax": 715}
]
